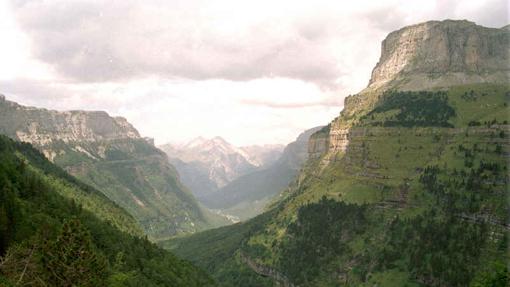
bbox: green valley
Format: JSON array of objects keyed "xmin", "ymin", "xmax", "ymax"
[{"xmin": 0, "ymin": 8, "xmax": 508, "ymax": 287}]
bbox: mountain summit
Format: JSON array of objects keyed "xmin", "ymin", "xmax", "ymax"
[
  {"xmin": 368, "ymin": 20, "xmax": 508, "ymax": 90},
  {"xmin": 160, "ymin": 137, "xmax": 283, "ymax": 201}
]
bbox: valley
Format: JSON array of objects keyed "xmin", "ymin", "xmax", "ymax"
[
  {"xmin": 0, "ymin": 13, "xmax": 508, "ymax": 287},
  {"xmin": 160, "ymin": 128, "xmax": 321, "ymax": 221},
  {"xmin": 163, "ymin": 20, "xmax": 510, "ymax": 286}
]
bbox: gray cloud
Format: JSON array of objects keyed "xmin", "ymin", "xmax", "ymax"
[
  {"xmin": 0, "ymin": 78, "xmax": 70, "ymax": 106},
  {"xmin": 240, "ymin": 98, "xmax": 343, "ymax": 109},
  {"xmin": 0, "ymin": 78, "xmax": 125, "ymax": 112},
  {"xmin": 9, "ymin": 0, "xmax": 509, "ymax": 87},
  {"xmin": 10, "ymin": 0, "xmax": 344, "ymax": 86}
]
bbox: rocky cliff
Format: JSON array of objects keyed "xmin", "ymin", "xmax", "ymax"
[
  {"xmin": 311, "ymin": 20, "xmax": 510, "ymax": 157},
  {"xmin": 0, "ymin": 96, "xmax": 139, "ymax": 143},
  {"xmin": 369, "ymin": 20, "xmax": 509, "ymax": 89}
]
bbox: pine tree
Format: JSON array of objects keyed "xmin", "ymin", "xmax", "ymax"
[{"xmin": 40, "ymin": 219, "xmax": 107, "ymax": 286}]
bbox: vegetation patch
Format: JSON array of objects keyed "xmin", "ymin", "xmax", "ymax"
[{"xmin": 363, "ymin": 90, "xmax": 456, "ymax": 127}]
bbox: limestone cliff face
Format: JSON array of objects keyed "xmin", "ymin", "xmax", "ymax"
[
  {"xmin": 0, "ymin": 96, "xmax": 140, "ymax": 147},
  {"xmin": 369, "ymin": 20, "xmax": 509, "ymax": 89},
  {"xmin": 309, "ymin": 20, "xmax": 510, "ymax": 157},
  {"xmin": 308, "ymin": 126, "xmax": 330, "ymax": 159}
]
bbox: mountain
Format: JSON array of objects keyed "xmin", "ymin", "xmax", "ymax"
[
  {"xmin": 159, "ymin": 137, "xmax": 283, "ymax": 200},
  {"xmin": 368, "ymin": 20, "xmax": 508, "ymax": 90},
  {"xmin": 163, "ymin": 20, "xmax": 510, "ymax": 286},
  {"xmin": 203, "ymin": 127, "xmax": 323, "ymax": 221},
  {"xmin": 239, "ymin": 144, "xmax": 285, "ymax": 167},
  {"xmin": 0, "ymin": 135, "xmax": 215, "ymax": 286},
  {"xmin": 0, "ymin": 96, "xmax": 218, "ymax": 240}
]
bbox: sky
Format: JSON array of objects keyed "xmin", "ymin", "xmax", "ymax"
[{"xmin": 0, "ymin": 0, "xmax": 508, "ymax": 146}]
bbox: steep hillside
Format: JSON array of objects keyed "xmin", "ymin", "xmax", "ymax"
[
  {"xmin": 204, "ymin": 127, "xmax": 323, "ymax": 221},
  {"xmin": 0, "ymin": 135, "xmax": 215, "ymax": 286},
  {"xmin": 0, "ymin": 97, "xmax": 215, "ymax": 240},
  {"xmin": 165, "ymin": 20, "xmax": 510, "ymax": 286}
]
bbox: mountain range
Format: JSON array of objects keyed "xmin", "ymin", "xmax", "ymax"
[{"xmin": 159, "ymin": 137, "xmax": 283, "ymax": 201}]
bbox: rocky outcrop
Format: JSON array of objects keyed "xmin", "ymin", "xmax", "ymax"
[
  {"xmin": 239, "ymin": 252, "xmax": 295, "ymax": 287},
  {"xmin": 308, "ymin": 126, "xmax": 330, "ymax": 159},
  {"xmin": 281, "ymin": 126, "xmax": 324, "ymax": 167},
  {"xmin": 0, "ymin": 95, "xmax": 140, "ymax": 147},
  {"xmin": 309, "ymin": 20, "xmax": 510, "ymax": 159},
  {"xmin": 368, "ymin": 20, "xmax": 509, "ymax": 90}
]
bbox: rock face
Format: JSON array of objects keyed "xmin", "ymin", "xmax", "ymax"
[
  {"xmin": 0, "ymin": 96, "xmax": 213, "ymax": 240},
  {"xmin": 310, "ymin": 20, "xmax": 510, "ymax": 157},
  {"xmin": 308, "ymin": 126, "xmax": 330, "ymax": 159},
  {"xmin": 279, "ymin": 126, "xmax": 324, "ymax": 168},
  {"xmin": 239, "ymin": 252, "xmax": 295, "ymax": 287},
  {"xmin": 0, "ymin": 97, "xmax": 139, "ymax": 146},
  {"xmin": 369, "ymin": 20, "xmax": 509, "ymax": 89}
]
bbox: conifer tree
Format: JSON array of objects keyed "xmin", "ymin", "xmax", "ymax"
[{"xmin": 40, "ymin": 219, "xmax": 107, "ymax": 286}]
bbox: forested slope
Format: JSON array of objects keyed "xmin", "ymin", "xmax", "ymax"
[{"xmin": 0, "ymin": 135, "xmax": 215, "ymax": 286}]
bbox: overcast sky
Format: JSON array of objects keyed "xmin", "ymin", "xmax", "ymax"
[{"xmin": 0, "ymin": 0, "xmax": 507, "ymax": 145}]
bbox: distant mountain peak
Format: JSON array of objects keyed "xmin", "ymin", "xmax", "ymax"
[
  {"xmin": 160, "ymin": 137, "xmax": 285, "ymax": 197},
  {"xmin": 212, "ymin": 136, "xmax": 227, "ymax": 142},
  {"xmin": 185, "ymin": 136, "xmax": 209, "ymax": 148}
]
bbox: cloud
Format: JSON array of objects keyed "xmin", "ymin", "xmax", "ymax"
[
  {"xmin": 0, "ymin": 76, "xmax": 342, "ymax": 145},
  {"xmin": 15, "ymin": 0, "xmax": 509, "ymax": 87},
  {"xmin": 240, "ymin": 99, "xmax": 343, "ymax": 109},
  {"xmin": 3, "ymin": 0, "xmax": 508, "ymax": 145},
  {"xmin": 9, "ymin": 0, "xmax": 348, "ymax": 87}
]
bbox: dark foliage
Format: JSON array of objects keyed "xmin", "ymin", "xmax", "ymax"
[
  {"xmin": 0, "ymin": 135, "xmax": 215, "ymax": 286},
  {"xmin": 278, "ymin": 198, "xmax": 366, "ymax": 284},
  {"xmin": 365, "ymin": 90, "xmax": 456, "ymax": 127}
]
